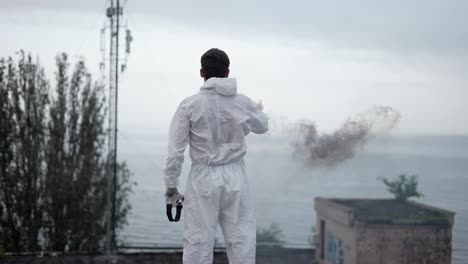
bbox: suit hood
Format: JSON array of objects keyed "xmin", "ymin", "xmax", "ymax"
[{"xmin": 200, "ymin": 78, "xmax": 237, "ymax": 96}]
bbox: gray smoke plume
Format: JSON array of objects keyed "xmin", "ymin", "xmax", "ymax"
[{"xmin": 292, "ymin": 106, "xmax": 401, "ymax": 167}]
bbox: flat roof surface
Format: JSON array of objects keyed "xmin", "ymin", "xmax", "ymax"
[{"xmin": 331, "ymin": 199, "xmax": 452, "ymax": 225}]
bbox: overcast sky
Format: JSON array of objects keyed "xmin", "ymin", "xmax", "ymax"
[{"xmin": 1, "ymin": 0, "xmax": 468, "ymax": 135}]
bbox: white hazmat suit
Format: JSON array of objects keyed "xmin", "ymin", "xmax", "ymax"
[{"xmin": 164, "ymin": 77, "xmax": 269, "ymax": 264}]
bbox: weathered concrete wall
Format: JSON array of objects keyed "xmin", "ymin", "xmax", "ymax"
[
  {"xmin": 356, "ymin": 224, "xmax": 452, "ymax": 264},
  {"xmin": 0, "ymin": 248, "xmax": 315, "ymax": 264},
  {"xmin": 315, "ymin": 215, "xmax": 357, "ymax": 264},
  {"xmin": 315, "ymin": 198, "xmax": 454, "ymax": 264},
  {"xmin": 315, "ymin": 198, "xmax": 357, "ymax": 264},
  {"xmin": 1, "ymin": 253, "xmax": 206, "ymax": 264}
]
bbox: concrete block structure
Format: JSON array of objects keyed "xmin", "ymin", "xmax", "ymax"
[
  {"xmin": 1, "ymin": 248, "xmax": 316, "ymax": 264},
  {"xmin": 314, "ymin": 198, "xmax": 455, "ymax": 264}
]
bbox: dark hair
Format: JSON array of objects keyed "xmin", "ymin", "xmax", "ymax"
[{"xmin": 201, "ymin": 48, "xmax": 230, "ymax": 80}]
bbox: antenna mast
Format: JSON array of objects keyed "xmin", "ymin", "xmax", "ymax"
[{"xmin": 101, "ymin": 0, "xmax": 133, "ymax": 255}]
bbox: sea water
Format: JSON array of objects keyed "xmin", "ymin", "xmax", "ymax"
[{"xmin": 119, "ymin": 134, "xmax": 468, "ymax": 263}]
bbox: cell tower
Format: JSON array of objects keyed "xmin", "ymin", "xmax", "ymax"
[{"xmin": 100, "ymin": 0, "xmax": 133, "ymax": 255}]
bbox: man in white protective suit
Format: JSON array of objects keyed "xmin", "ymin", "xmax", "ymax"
[{"xmin": 163, "ymin": 48, "xmax": 269, "ymax": 264}]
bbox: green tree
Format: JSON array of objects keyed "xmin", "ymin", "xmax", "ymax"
[
  {"xmin": 0, "ymin": 53, "xmax": 49, "ymax": 252},
  {"xmin": 0, "ymin": 52, "xmax": 133, "ymax": 253},
  {"xmin": 257, "ymin": 224, "xmax": 285, "ymax": 247},
  {"xmin": 381, "ymin": 174, "xmax": 423, "ymax": 201},
  {"xmin": 45, "ymin": 53, "xmax": 133, "ymax": 252}
]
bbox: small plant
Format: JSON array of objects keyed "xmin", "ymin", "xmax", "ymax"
[
  {"xmin": 257, "ymin": 224, "xmax": 285, "ymax": 247},
  {"xmin": 307, "ymin": 226, "xmax": 316, "ymax": 246},
  {"xmin": 381, "ymin": 174, "xmax": 423, "ymax": 201}
]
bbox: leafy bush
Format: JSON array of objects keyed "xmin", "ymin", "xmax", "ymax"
[
  {"xmin": 257, "ymin": 224, "xmax": 285, "ymax": 247},
  {"xmin": 307, "ymin": 226, "xmax": 316, "ymax": 246},
  {"xmin": 381, "ymin": 174, "xmax": 423, "ymax": 201}
]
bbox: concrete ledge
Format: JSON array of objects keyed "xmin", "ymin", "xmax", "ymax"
[{"xmin": 1, "ymin": 248, "xmax": 315, "ymax": 264}]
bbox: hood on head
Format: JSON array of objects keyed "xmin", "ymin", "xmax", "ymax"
[{"xmin": 201, "ymin": 78, "xmax": 237, "ymax": 96}]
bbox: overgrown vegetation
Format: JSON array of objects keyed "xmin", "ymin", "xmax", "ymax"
[
  {"xmin": 0, "ymin": 52, "xmax": 133, "ymax": 253},
  {"xmin": 307, "ymin": 226, "xmax": 316, "ymax": 246},
  {"xmin": 257, "ymin": 224, "xmax": 285, "ymax": 247},
  {"xmin": 381, "ymin": 174, "xmax": 423, "ymax": 201}
]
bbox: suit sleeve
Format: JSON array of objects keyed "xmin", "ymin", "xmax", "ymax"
[
  {"xmin": 163, "ymin": 102, "xmax": 190, "ymax": 188},
  {"xmin": 242, "ymin": 96, "xmax": 269, "ymax": 135}
]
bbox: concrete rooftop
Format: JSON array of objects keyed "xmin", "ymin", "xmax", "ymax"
[{"xmin": 331, "ymin": 198, "xmax": 455, "ymax": 225}]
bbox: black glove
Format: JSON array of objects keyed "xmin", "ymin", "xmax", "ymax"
[{"xmin": 165, "ymin": 188, "xmax": 184, "ymax": 222}]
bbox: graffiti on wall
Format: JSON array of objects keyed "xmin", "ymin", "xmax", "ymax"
[{"xmin": 327, "ymin": 232, "xmax": 344, "ymax": 264}]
